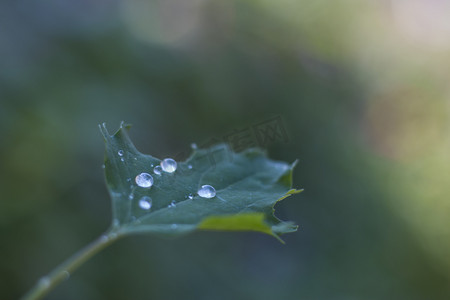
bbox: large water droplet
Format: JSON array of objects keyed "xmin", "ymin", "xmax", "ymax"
[
  {"xmin": 198, "ymin": 185, "xmax": 216, "ymax": 198},
  {"xmin": 38, "ymin": 277, "xmax": 51, "ymax": 288},
  {"xmin": 135, "ymin": 173, "xmax": 153, "ymax": 188},
  {"xmin": 118, "ymin": 150, "xmax": 124, "ymax": 156},
  {"xmin": 153, "ymin": 165, "xmax": 162, "ymax": 175},
  {"xmin": 139, "ymin": 196, "xmax": 152, "ymax": 210},
  {"xmin": 161, "ymin": 158, "xmax": 177, "ymax": 173}
]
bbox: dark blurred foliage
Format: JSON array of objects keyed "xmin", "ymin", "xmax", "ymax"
[{"xmin": 1, "ymin": 1, "xmax": 449, "ymax": 299}]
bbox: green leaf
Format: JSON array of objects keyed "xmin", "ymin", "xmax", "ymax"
[{"xmin": 99, "ymin": 122, "xmax": 302, "ymax": 242}]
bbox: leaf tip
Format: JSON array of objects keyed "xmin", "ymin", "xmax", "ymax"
[{"xmin": 119, "ymin": 121, "xmax": 132, "ymax": 132}]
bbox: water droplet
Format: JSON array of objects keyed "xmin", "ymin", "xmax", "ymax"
[
  {"xmin": 120, "ymin": 158, "xmax": 125, "ymax": 162},
  {"xmin": 62, "ymin": 270, "xmax": 70, "ymax": 280},
  {"xmin": 188, "ymin": 193, "xmax": 194, "ymax": 200},
  {"xmin": 135, "ymin": 173, "xmax": 153, "ymax": 188},
  {"xmin": 198, "ymin": 185, "xmax": 216, "ymax": 198},
  {"xmin": 153, "ymin": 165, "xmax": 162, "ymax": 175},
  {"xmin": 188, "ymin": 164, "xmax": 193, "ymax": 169},
  {"xmin": 168, "ymin": 200, "xmax": 176, "ymax": 208},
  {"xmin": 139, "ymin": 196, "xmax": 152, "ymax": 210},
  {"xmin": 161, "ymin": 158, "xmax": 177, "ymax": 173},
  {"xmin": 38, "ymin": 277, "xmax": 51, "ymax": 288},
  {"xmin": 118, "ymin": 150, "xmax": 124, "ymax": 156},
  {"xmin": 128, "ymin": 193, "xmax": 134, "ymax": 200},
  {"xmin": 191, "ymin": 143, "xmax": 198, "ymax": 149}
]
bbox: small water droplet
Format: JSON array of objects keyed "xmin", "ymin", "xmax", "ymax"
[
  {"xmin": 101, "ymin": 164, "xmax": 105, "ymax": 169},
  {"xmin": 120, "ymin": 158, "xmax": 125, "ymax": 162},
  {"xmin": 188, "ymin": 193, "xmax": 194, "ymax": 199},
  {"xmin": 135, "ymin": 173, "xmax": 153, "ymax": 188},
  {"xmin": 139, "ymin": 196, "xmax": 152, "ymax": 210},
  {"xmin": 62, "ymin": 270, "xmax": 70, "ymax": 280},
  {"xmin": 168, "ymin": 200, "xmax": 176, "ymax": 208},
  {"xmin": 128, "ymin": 193, "xmax": 134, "ymax": 200},
  {"xmin": 191, "ymin": 143, "xmax": 198, "ymax": 149},
  {"xmin": 118, "ymin": 150, "xmax": 124, "ymax": 156},
  {"xmin": 188, "ymin": 164, "xmax": 193, "ymax": 169},
  {"xmin": 153, "ymin": 165, "xmax": 162, "ymax": 175},
  {"xmin": 161, "ymin": 158, "xmax": 177, "ymax": 173},
  {"xmin": 198, "ymin": 185, "xmax": 216, "ymax": 198},
  {"xmin": 134, "ymin": 157, "xmax": 137, "ymax": 160}
]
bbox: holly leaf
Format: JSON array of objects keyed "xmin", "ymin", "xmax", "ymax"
[{"xmin": 99, "ymin": 123, "xmax": 302, "ymax": 242}]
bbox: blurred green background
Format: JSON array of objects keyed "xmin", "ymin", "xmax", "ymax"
[{"xmin": 1, "ymin": 0, "xmax": 450, "ymax": 299}]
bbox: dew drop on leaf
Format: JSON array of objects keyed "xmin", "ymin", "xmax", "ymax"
[
  {"xmin": 188, "ymin": 164, "xmax": 193, "ymax": 170},
  {"xmin": 188, "ymin": 193, "xmax": 194, "ymax": 199},
  {"xmin": 161, "ymin": 158, "xmax": 177, "ymax": 173},
  {"xmin": 168, "ymin": 200, "xmax": 176, "ymax": 208},
  {"xmin": 153, "ymin": 165, "xmax": 162, "ymax": 175},
  {"xmin": 62, "ymin": 270, "xmax": 70, "ymax": 280},
  {"xmin": 197, "ymin": 185, "xmax": 216, "ymax": 198},
  {"xmin": 118, "ymin": 150, "xmax": 124, "ymax": 156},
  {"xmin": 139, "ymin": 196, "xmax": 152, "ymax": 210},
  {"xmin": 135, "ymin": 173, "xmax": 153, "ymax": 188},
  {"xmin": 99, "ymin": 235, "xmax": 109, "ymax": 243},
  {"xmin": 38, "ymin": 277, "xmax": 51, "ymax": 288}
]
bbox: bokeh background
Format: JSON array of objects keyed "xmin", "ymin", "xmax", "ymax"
[{"xmin": 1, "ymin": 1, "xmax": 450, "ymax": 299}]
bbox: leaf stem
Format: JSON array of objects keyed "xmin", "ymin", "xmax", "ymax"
[{"xmin": 21, "ymin": 229, "xmax": 121, "ymax": 300}]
